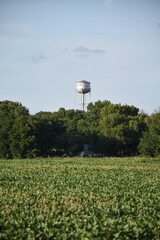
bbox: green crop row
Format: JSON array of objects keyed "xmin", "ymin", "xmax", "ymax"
[{"xmin": 0, "ymin": 157, "xmax": 160, "ymax": 239}]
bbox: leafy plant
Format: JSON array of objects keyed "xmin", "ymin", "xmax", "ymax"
[{"xmin": 0, "ymin": 157, "xmax": 160, "ymax": 239}]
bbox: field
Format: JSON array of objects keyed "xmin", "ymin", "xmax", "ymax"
[{"xmin": 0, "ymin": 157, "xmax": 160, "ymax": 240}]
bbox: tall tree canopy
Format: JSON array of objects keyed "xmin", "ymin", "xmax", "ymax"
[
  {"xmin": 99, "ymin": 104, "xmax": 147, "ymax": 155},
  {"xmin": 0, "ymin": 101, "xmax": 38, "ymax": 158},
  {"xmin": 138, "ymin": 112, "xmax": 160, "ymax": 157},
  {"xmin": 0, "ymin": 100, "xmax": 159, "ymax": 158}
]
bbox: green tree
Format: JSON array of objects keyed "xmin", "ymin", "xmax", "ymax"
[
  {"xmin": 0, "ymin": 110, "xmax": 11, "ymax": 158},
  {"xmin": 87, "ymin": 100, "xmax": 111, "ymax": 133},
  {"xmin": 9, "ymin": 116, "xmax": 38, "ymax": 158},
  {"xmin": 138, "ymin": 112, "xmax": 160, "ymax": 156},
  {"xmin": 33, "ymin": 111, "xmax": 66, "ymax": 156},
  {"xmin": 0, "ymin": 101, "xmax": 30, "ymax": 158},
  {"xmin": 99, "ymin": 103, "xmax": 146, "ymax": 155},
  {"xmin": 62, "ymin": 109, "xmax": 86, "ymax": 154}
]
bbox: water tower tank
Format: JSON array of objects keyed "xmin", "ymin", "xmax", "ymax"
[{"xmin": 76, "ymin": 80, "xmax": 91, "ymax": 94}]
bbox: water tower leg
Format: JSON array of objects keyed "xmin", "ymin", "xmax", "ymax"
[{"xmin": 82, "ymin": 94, "xmax": 85, "ymax": 111}]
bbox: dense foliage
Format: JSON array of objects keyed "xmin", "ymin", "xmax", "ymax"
[
  {"xmin": 0, "ymin": 100, "xmax": 159, "ymax": 158},
  {"xmin": 0, "ymin": 157, "xmax": 160, "ymax": 239},
  {"xmin": 138, "ymin": 112, "xmax": 160, "ymax": 157}
]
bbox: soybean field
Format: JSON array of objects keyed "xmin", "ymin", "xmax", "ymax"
[{"xmin": 0, "ymin": 157, "xmax": 160, "ymax": 240}]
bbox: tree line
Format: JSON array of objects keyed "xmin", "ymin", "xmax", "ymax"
[{"xmin": 0, "ymin": 100, "xmax": 159, "ymax": 159}]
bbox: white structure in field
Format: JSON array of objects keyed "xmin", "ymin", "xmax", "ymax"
[{"xmin": 75, "ymin": 80, "xmax": 91, "ymax": 111}]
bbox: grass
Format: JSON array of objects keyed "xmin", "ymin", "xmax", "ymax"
[{"xmin": 0, "ymin": 157, "xmax": 160, "ymax": 239}]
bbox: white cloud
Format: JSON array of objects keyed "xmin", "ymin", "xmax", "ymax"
[
  {"xmin": 31, "ymin": 53, "xmax": 46, "ymax": 63},
  {"xmin": 73, "ymin": 46, "xmax": 106, "ymax": 57},
  {"xmin": 62, "ymin": 47, "xmax": 69, "ymax": 53},
  {"xmin": 19, "ymin": 53, "xmax": 47, "ymax": 64}
]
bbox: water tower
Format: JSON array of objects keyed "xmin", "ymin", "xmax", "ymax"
[{"xmin": 76, "ymin": 80, "xmax": 91, "ymax": 111}]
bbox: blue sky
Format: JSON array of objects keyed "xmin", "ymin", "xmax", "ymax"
[{"xmin": 0, "ymin": 0, "xmax": 160, "ymax": 114}]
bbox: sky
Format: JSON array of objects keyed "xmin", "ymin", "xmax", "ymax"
[{"xmin": 0, "ymin": 0, "xmax": 160, "ymax": 114}]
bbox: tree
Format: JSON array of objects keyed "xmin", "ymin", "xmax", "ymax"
[
  {"xmin": 0, "ymin": 100, "xmax": 155, "ymax": 158},
  {"xmin": 33, "ymin": 111, "xmax": 66, "ymax": 156},
  {"xmin": 86, "ymin": 100, "xmax": 111, "ymax": 133},
  {"xmin": 0, "ymin": 101, "xmax": 30, "ymax": 158},
  {"xmin": 9, "ymin": 116, "xmax": 38, "ymax": 158},
  {"xmin": 0, "ymin": 110, "xmax": 11, "ymax": 158},
  {"xmin": 138, "ymin": 112, "xmax": 160, "ymax": 156},
  {"xmin": 99, "ymin": 103, "xmax": 146, "ymax": 155}
]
